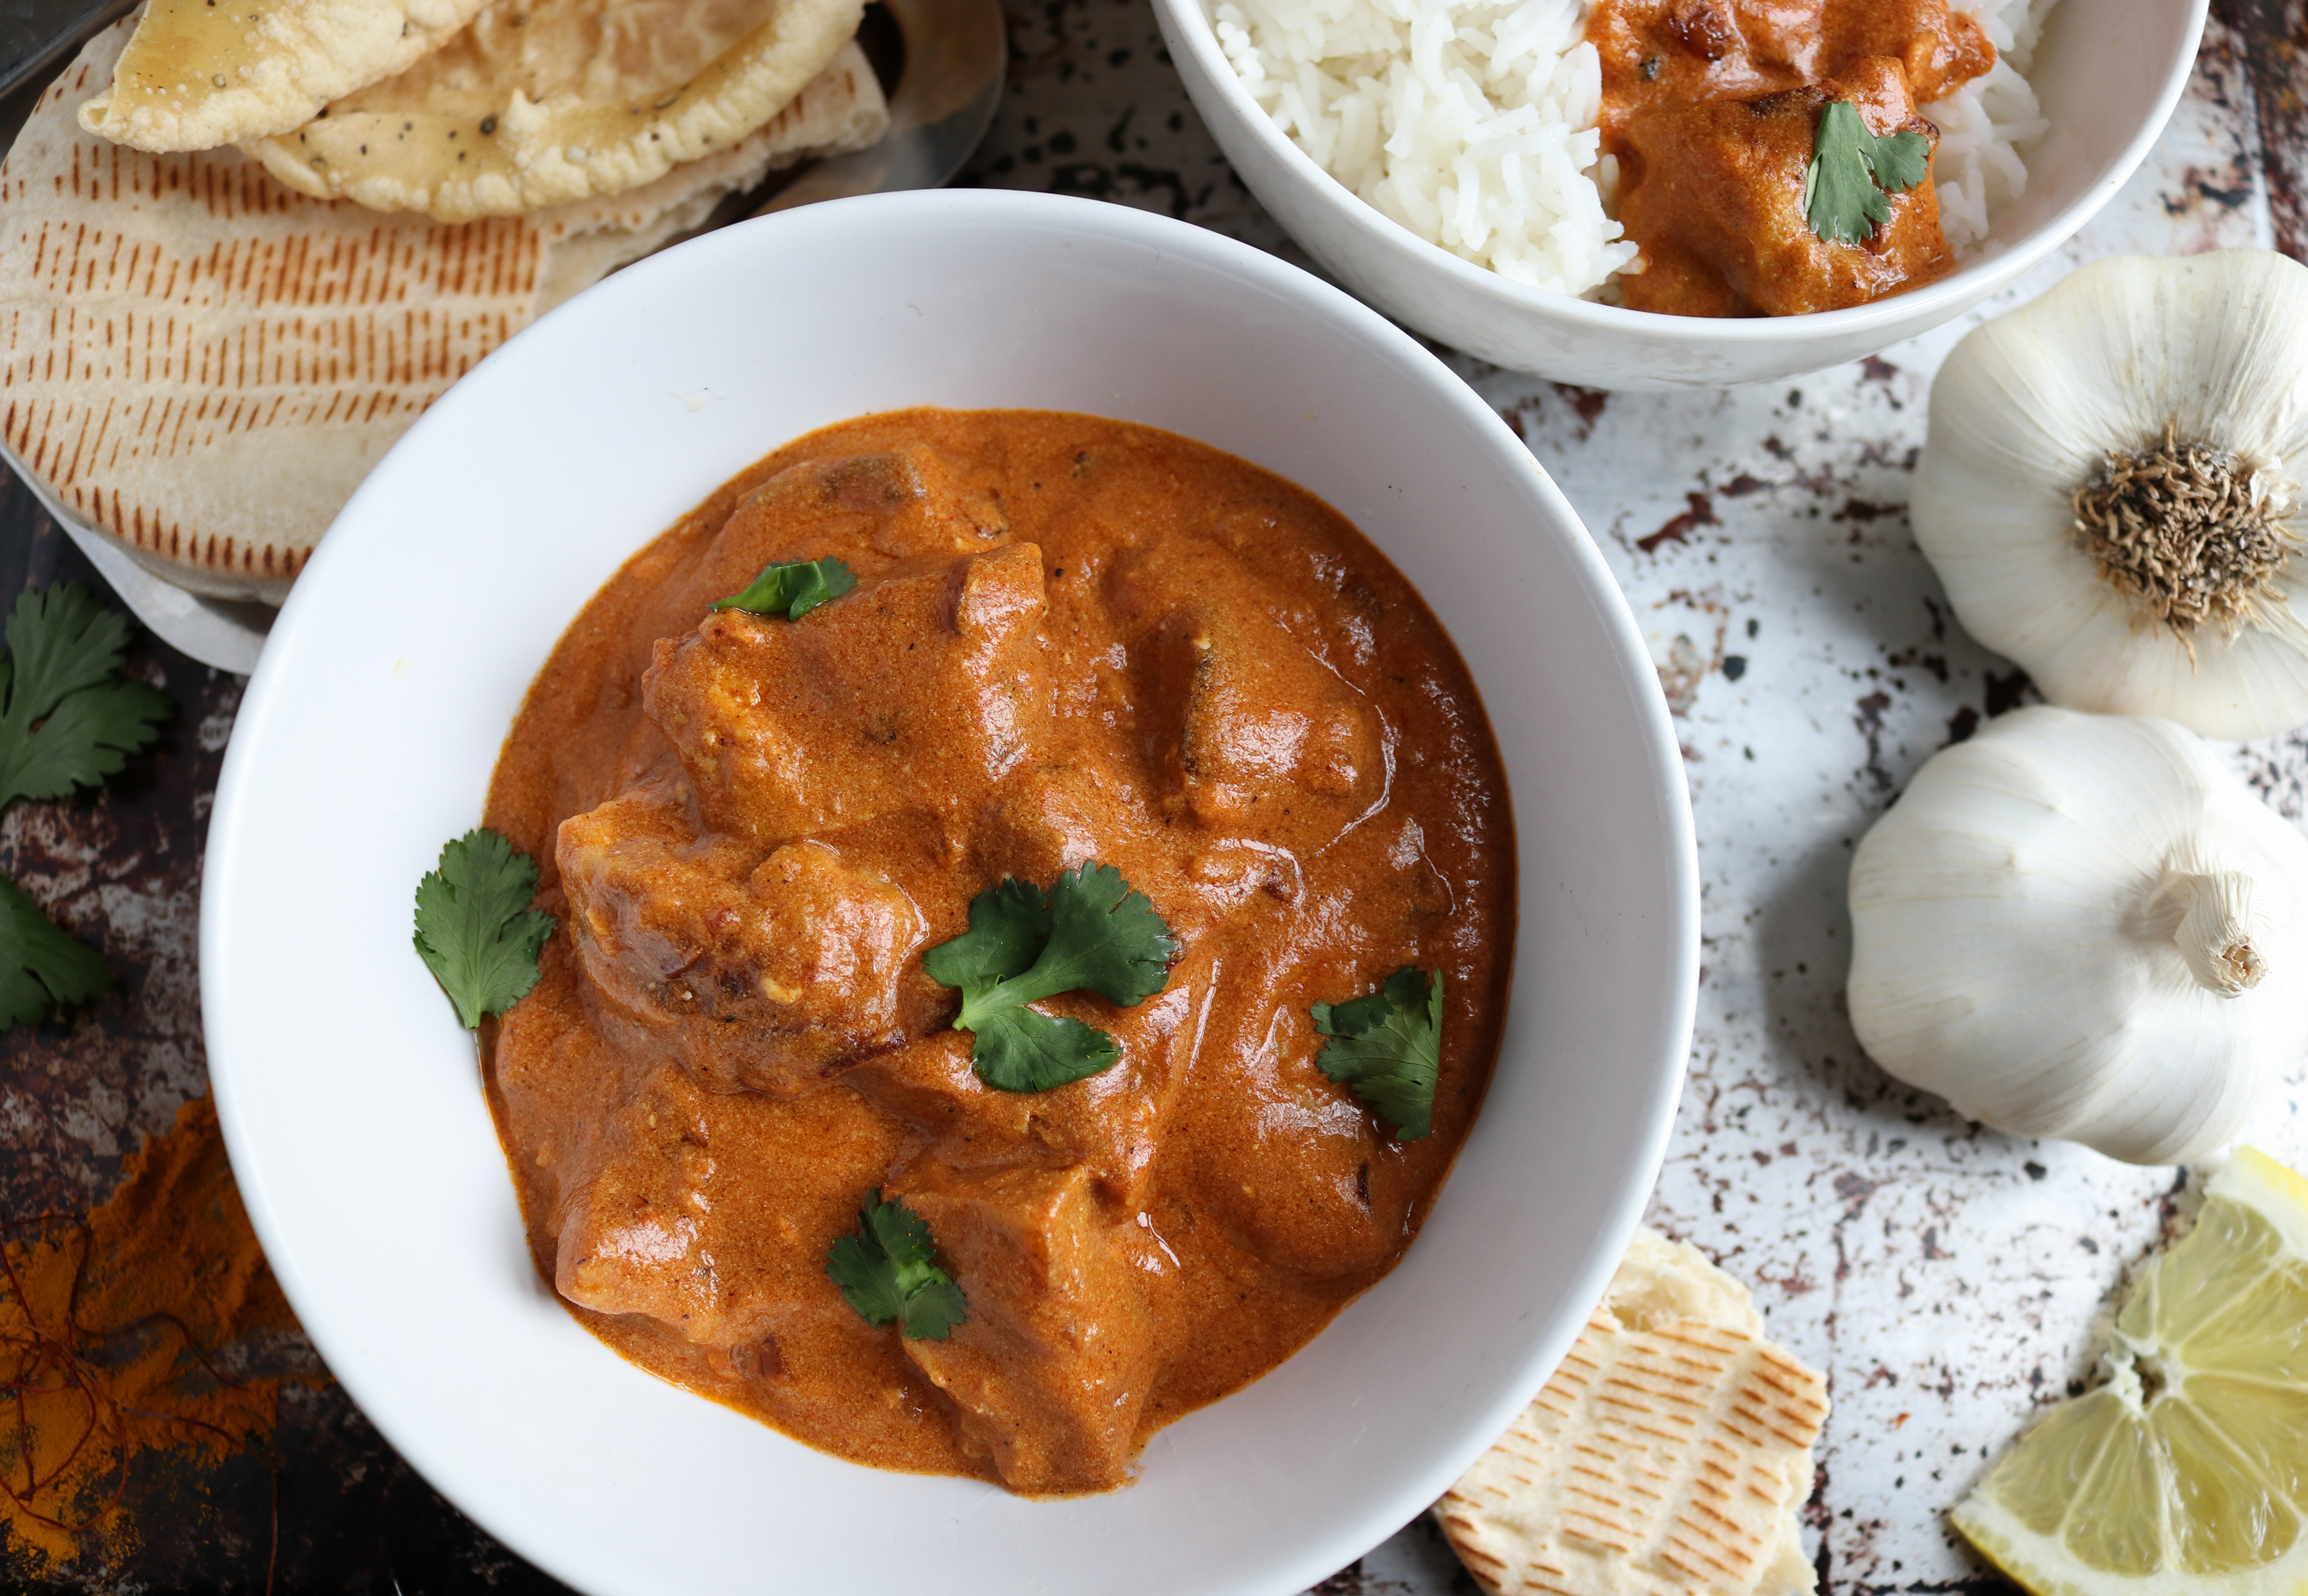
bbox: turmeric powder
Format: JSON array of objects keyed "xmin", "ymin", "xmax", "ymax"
[{"xmin": 0, "ymin": 1095, "xmax": 298, "ymax": 1573}]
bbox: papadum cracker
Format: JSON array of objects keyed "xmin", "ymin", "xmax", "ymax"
[
  {"xmin": 1438, "ymin": 1228, "xmax": 1827, "ymax": 1596},
  {"xmin": 529, "ymin": 43, "xmax": 887, "ymax": 307},
  {"xmin": 3, "ymin": 21, "xmax": 886, "ymax": 602},
  {"xmin": 241, "ymin": 0, "xmax": 865, "ymax": 221},
  {"xmin": 77, "ymin": 0, "xmax": 492, "ymax": 152}
]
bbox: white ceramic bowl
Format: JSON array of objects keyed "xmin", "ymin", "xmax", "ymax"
[
  {"xmin": 1153, "ymin": 0, "xmax": 2207, "ymax": 389},
  {"xmin": 201, "ymin": 190, "xmax": 1698, "ymax": 1596}
]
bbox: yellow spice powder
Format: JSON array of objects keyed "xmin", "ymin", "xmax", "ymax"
[{"xmin": 0, "ymin": 1095, "xmax": 299, "ymax": 1570}]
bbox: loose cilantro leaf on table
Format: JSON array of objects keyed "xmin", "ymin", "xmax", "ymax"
[
  {"xmin": 1802, "ymin": 99, "xmax": 1931, "ymax": 246},
  {"xmin": 826, "ymin": 1192, "xmax": 967, "ymax": 1341},
  {"xmin": 0, "ymin": 877, "xmax": 112, "ymax": 1029},
  {"xmin": 1313, "ymin": 966, "xmax": 1444, "ymax": 1142},
  {"xmin": 0, "ymin": 584, "xmax": 170, "ymax": 816},
  {"xmin": 0, "ymin": 583, "xmax": 171, "ymax": 1032},
  {"xmin": 711, "ymin": 556, "xmax": 857, "ymax": 620},
  {"xmin": 413, "ymin": 829, "xmax": 556, "ymax": 1028},
  {"xmin": 924, "ymin": 862, "xmax": 1179, "ymax": 1093}
]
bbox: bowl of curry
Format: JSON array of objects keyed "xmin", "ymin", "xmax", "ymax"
[
  {"xmin": 1155, "ymin": 0, "xmax": 2206, "ymax": 388},
  {"xmin": 202, "ymin": 190, "xmax": 1699, "ymax": 1596}
]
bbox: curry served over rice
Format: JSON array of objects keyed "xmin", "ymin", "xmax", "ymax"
[
  {"xmin": 479, "ymin": 409, "xmax": 1515, "ymax": 1494},
  {"xmin": 1595, "ymin": 0, "xmax": 1996, "ymax": 316}
]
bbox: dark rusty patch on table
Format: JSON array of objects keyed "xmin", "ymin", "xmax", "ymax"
[{"xmin": 2219, "ymin": 0, "xmax": 2308, "ymax": 261}]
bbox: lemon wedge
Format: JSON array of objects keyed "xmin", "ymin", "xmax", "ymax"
[{"xmin": 1952, "ymin": 1147, "xmax": 2308, "ymax": 1595}]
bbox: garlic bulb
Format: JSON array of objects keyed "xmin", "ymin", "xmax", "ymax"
[
  {"xmin": 1912, "ymin": 250, "xmax": 2308, "ymax": 740},
  {"xmin": 1847, "ymin": 706, "xmax": 2308, "ymax": 1166}
]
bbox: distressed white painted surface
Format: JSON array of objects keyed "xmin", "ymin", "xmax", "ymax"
[{"xmin": 972, "ymin": 11, "xmax": 2298, "ymax": 1591}]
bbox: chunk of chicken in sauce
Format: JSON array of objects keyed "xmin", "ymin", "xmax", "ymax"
[
  {"xmin": 1619, "ymin": 58, "xmax": 1951, "ymax": 317},
  {"xmin": 1590, "ymin": 0, "xmax": 1995, "ymax": 316},
  {"xmin": 559, "ymin": 784, "xmax": 940, "ymax": 1095},
  {"xmin": 646, "ymin": 538, "xmax": 1051, "ymax": 844},
  {"xmin": 1108, "ymin": 535, "xmax": 1384, "ymax": 835},
  {"xmin": 482, "ymin": 411, "xmax": 1513, "ymax": 1495},
  {"xmin": 892, "ymin": 1162, "xmax": 1163, "ymax": 1494}
]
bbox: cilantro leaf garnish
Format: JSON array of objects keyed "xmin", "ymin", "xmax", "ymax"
[
  {"xmin": 0, "ymin": 584, "xmax": 170, "ymax": 815},
  {"xmin": 1312, "ymin": 966, "xmax": 1444, "ymax": 1142},
  {"xmin": 924, "ymin": 862, "xmax": 1179, "ymax": 1093},
  {"xmin": 711, "ymin": 556, "xmax": 857, "ymax": 620},
  {"xmin": 1802, "ymin": 99, "xmax": 1931, "ymax": 246},
  {"xmin": 413, "ymin": 829, "xmax": 556, "ymax": 1028},
  {"xmin": 1867, "ymin": 118, "xmax": 1931, "ymax": 194},
  {"xmin": 0, "ymin": 876, "xmax": 111, "ymax": 1029},
  {"xmin": 971, "ymin": 1005, "xmax": 1122, "ymax": 1095},
  {"xmin": 826, "ymin": 1192, "xmax": 967, "ymax": 1340},
  {"xmin": 921, "ymin": 876, "xmax": 1050, "ymax": 988}
]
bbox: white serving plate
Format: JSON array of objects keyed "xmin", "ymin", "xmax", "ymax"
[{"xmin": 201, "ymin": 190, "xmax": 1698, "ymax": 1596}]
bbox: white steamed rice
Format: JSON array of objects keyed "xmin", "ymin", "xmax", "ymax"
[
  {"xmin": 1212, "ymin": 0, "xmax": 2059, "ymax": 300},
  {"xmin": 1924, "ymin": 0, "xmax": 2055, "ymax": 253}
]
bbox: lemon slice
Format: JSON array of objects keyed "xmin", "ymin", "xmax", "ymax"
[{"xmin": 1953, "ymin": 1147, "xmax": 2308, "ymax": 1595}]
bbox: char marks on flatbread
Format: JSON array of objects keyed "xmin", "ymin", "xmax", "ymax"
[
  {"xmin": 1437, "ymin": 1229, "xmax": 1829, "ymax": 1596},
  {"xmin": 78, "ymin": 0, "xmax": 494, "ymax": 152},
  {"xmin": 241, "ymin": 0, "xmax": 865, "ymax": 221},
  {"xmin": 4, "ymin": 20, "xmax": 886, "ymax": 601}
]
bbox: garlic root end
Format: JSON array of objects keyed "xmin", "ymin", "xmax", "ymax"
[{"xmin": 2171, "ymin": 870, "xmax": 2268, "ymax": 995}]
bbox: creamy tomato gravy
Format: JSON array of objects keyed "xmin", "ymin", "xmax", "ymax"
[
  {"xmin": 1593, "ymin": 0, "xmax": 1995, "ymax": 316},
  {"xmin": 481, "ymin": 410, "xmax": 1514, "ymax": 1494}
]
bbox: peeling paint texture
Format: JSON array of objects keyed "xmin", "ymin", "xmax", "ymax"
[{"xmin": 1, "ymin": 1, "xmax": 2301, "ymax": 1590}]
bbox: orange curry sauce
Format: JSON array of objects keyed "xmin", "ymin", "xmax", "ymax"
[
  {"xmin": 1592, "ymin": 0, "xmax": 1996, "ymax": 315},
  {"xmin": 481, "ymin": 410, "xmax": 1515, "ymax": 1494}
]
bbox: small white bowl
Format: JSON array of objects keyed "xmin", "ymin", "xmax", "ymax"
[
  {"xmin": 201, "ymin": 190, "xmax": 1697, "ymax": 1596},
  {"xmin": 1154, "ymin": 0, "xmax": 2207, "ymax": 389}
]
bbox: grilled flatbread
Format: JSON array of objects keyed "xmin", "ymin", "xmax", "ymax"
[
  {"xmin": 1437, "ymin": 1228, "xmax": 1828, "ymax": 1596},
  {"xmin": 240, "ymin": 0, "xmax": 865, "ymax": 221},
  {"xmin": 78, "ymin": 0, "xmax": 494, "ymax": 152},
  {"xmin": 3, "ymin": 19, "xmax": 886, "ymax": 602}
]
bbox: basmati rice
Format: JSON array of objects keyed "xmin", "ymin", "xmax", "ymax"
[
  {"xmin": 1925, "ymin": 0, "xmax": 2056, "ymax": 254},
  {"xmin": 1212, "ymin": 0, "xmax": 2060, "ymax": 301}
]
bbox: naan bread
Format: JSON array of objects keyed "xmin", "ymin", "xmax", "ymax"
[
  {"xmin": 1437, "ymin": 1228, "xmax": 1829, "ymax": 1596},
  {"xmin": 78, "ymin": 0, "xmax": 493, "ymax": 152},
  {"xmin": 3, "ymin": 20, "xmax": 886, "ymax": 602},
  {"xmin": 240, "ymin": 0, "xmax": 865, "ymax": 221}
]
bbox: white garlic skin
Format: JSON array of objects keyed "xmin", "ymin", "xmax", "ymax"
[
  {"xmin": 1847, "ymin": 706, "xmax": 2308, "ymax": 1166},
  {"xmin": 1912, "ymin": 250, "xmax": 2308, "ymax": 740}
]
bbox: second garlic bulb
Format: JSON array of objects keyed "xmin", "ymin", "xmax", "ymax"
[{"xmin": 1848, "ymin": 707, "xmax": 2308, "ymax": 1166}]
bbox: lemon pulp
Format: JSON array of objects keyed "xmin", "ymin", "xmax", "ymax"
[{"xmin": 1953, "ymin": 1147, "xmax": 2308, "ymax": 1595}]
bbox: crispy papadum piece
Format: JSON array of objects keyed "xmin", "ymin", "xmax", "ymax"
[
  {"xmin": 241, "ymin": 0, "xmax": 865, "ymax": 221},
  {"xmin": 2, "ymin": 21, "xmax": 885, "ymax": 601},
  {"xmin": 529, "ymin": 44, "xmax": 886, "ymax": 306},
  {"xmin": 1437, "ymin": 1228, "xmax": 1827, "ymax": 1596},
  {"xmin": 78, "ymin": 0, "xmax": 492, "ymax": 153}
]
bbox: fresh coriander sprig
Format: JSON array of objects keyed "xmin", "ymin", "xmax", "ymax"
[
  {"xmin": 826, "ymin": 1192, "xmax": 967, "ymax": 1341},
  {"xmin": 413, "ymin": 829, "xmax": 556, "ymax": 1028},
  {"xmin": 922, "ymin": 863, "xmax": 1179, "ymax": 1093},
  {"xmin": 0, "ymin": 585, "xmax": 171, "ymax": 814},
  {"xmin": 0, "ymin": 877, "xmax": 113, "ymax": 1029},
  {"xmin": 712, "ymin": 556, "xmax": 857, "ymax": 620},
  {"xmin": 1312, "ymin": 966, "xmax": 1444, "ymax": 1142},
  {"xmin": 1802, "ymin": 99, "xmax": 1930, "ymax": 246},
  {"xmin": 0, "ymin": 584, "xmax": 171, "ymax": 1031}
]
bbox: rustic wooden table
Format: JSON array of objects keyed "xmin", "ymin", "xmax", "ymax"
[{"xmin": 6, "ymin": 1, "xmax": 2307, "ymax": 1590}]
